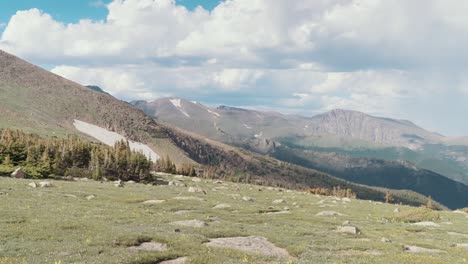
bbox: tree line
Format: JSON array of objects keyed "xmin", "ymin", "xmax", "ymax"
[{"xmin": 0, "ymin": 129, "xmax": 152, "ymax": 181}]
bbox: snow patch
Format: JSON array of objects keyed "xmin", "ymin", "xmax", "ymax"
[
  {"xmin": 170, "ymin": 98, "xmax": 190, "ymax": 117},
  {"xmin": 207, "ymin": 109, "xmax": 220, "ymax": 117},
  {"xmin": 73, "ymin": 120, "xmax": 160, "ymax": 161},
  {"xmin": 243, "ymin": 124, "xmax": 252, "ymax": 129}
]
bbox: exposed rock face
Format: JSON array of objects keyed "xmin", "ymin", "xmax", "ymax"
[{"xmin": 308, "ymin": 109, "xmax": 442, "ymax": 149}]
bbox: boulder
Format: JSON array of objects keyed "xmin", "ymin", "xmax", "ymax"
[
  {"xmin": 411, "ymin": 221, "xmax": 440, "ymax": 227},
  {"xmin": 205, "ymin": 236, "xmax": 291, "ymax": 258},
  {"xmin": 39, "ymin": 181, "xmax": 53, "ymax": 188},
  {"xmin": 11, "ymin": 168, "xmax": 26, "ymax": 178},
  {"xmin": 381, "ymin": 237, "xmax": 392, "ymax": 243},
  {"xmin": 168, "ymin": 180, "xmax": 186, "ymax": 187},
  {"xmin": 114, "ymin": 180, "xmax": 124, "ymax": 187},
  {"xmin": 404, "ymin": 245, "xmax": 444, "ymax": 254},
  {"xmin": 454, "ymin": 243, "xmax": 468, "ymax": 249},
  {"xmin": 337, "ymin": 226, "xmax": 360, "ymax": 235},
  {"xmin": 129, "ymin": 242, "xmax": 167, "ymax": 252},
  {"xmin": 171, "ymin": 220, "xmax": 208, "ymax": 228},
  {"xmin": 188, "ymin": 187, "xmax": 205, "ymax": 194},
  {"xmin": 85, "ymin": 195, "xmax": 96, "ymax": 200},
  {"xmin": 28, "ymin": 182, "xmax": 37, "ymax": 188},
  {"xmin": 142, "ymin": 200, "xmax": 165, "ymax": 205},
  {"xmin": 213, "ymin": 204, "xmax": 231, "ymax": 209},
  {"xmin": 272, "ymin": 199, "xmax": 286, "ymax": 204},
  {"xmin": 316, "ymin": 211, "xmax": 344, "ymax": 217},
  {"xmin": 242, "ymin": 196, "xmax": 255, "ymax": 202}
]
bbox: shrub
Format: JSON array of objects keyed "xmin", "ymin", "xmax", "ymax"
[{"xmin": 393, "ymin": 207, "xmax": 440, "ymax": 223}]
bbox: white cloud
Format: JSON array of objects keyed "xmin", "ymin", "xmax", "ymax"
[{"xmin": 2, "ymin": 0, "xmax": 468, "ymax": 135}]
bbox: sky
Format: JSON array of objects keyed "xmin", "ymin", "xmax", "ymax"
[{"xmin": 1, "ymin": 0, "xmax": 468, "ymax": 136}]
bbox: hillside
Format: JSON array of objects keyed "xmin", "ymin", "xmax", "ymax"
[
  {"xmin": 1, "ymin": 175, "xmax": 467, "ymax": 263},
  {"xmin": 0, "ymin": 49, "xmax": 438, "ymax": 208}
]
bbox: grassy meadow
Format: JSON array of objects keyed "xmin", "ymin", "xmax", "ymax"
[{"xmin": 0, "ymin": 174, "xmax": 467, "ymax": 264}]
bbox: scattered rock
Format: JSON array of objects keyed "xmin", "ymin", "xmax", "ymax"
[
  {"xmin": 272, "ymin": 199, "xmax": 286, "ymax": 204},
  {"xmin": 39, "ymin": 181, "xmax": 53, "ymax": 188},
  {"xmin": 173, "ymin": 210, "xmax": 195, "ymax": 215},
  {"xmin": 85, "ymin": 195, "xmax": 96, "ymax": 200},
  {"xmin": 213, "ymin": 204, "xmax": 231, "ymax": 209},
  {"xmin": 394, "ymin": 208, "xmax": 400, "ymax": 213},
  {"xmin": 129, "ymin": 242, "xmax": 167, "ymax": 252},
  {"xmin": 316, "ymin": 211, "xmax": 344, "ymax": 217},
  {"xmin": 64, "ymin": 194, "xmax": 78, "ymax": 198},
  {"xmin": 411, "ymin": 221, "xmax": 440, "ymax": 227},
  {"xmin": 126, "ymin": 180, "xmax": 136, "ymax": 184},
  {"xmin": 188, "ymin": 187, "xmax": 206, "ymax": 194},
  {"xmin": 266, "ymin": 211, "xmax": 291, "ymax": 215},
  {"xmin": 404, "ymin": 245, "xmax": 444, "ymax": 254},
  {"xmin": 337, "ymin": 225, "xmax": 360, "ymax": 235},
  {"xmin": 283, "ymin": 206, "xmax": 290, "ymax": 211},
  {"xmin": 168, "ymin": 181, "xmax": 186, "ymax": 187},
  {"xmin": 160, "ymin": 257, "xmax": 189, "ymax": 264},
  {"xmin": 454, "ymin": 243, "xmax": 468, "ymax": 249},
  {"xmin": 191, "ymin": 178, "xmax": 201, "ymax": 182},
  {"xmin": 342, "ymin": 198, "xmax": 351, "ymax": 202},
  {"xmin": 381, "ymin": 237, "xmax": 391, "ymax": 243},
  {"xmin": 28, "ymin": 182, "xmax": 37, "ymax": 188},
  {"xmin": 242, "ymin": 196, "xmax": 255, "ymax": 202},
  {"xmin": 81, "ymin": 178, "xmax": 89, "ymax": 182},
  {"xmin": 171, "ymin": 220, "xmax": 208, "ymax": 228},
  {"xmin": 142, "ymin": 200, "xmax": 165, "ymax": 205},
  {"xmin": 172, "ymin": 196, "xmax": 204, "ymax": 201},
  {"xmin": 114, "ymin": 180, "xmax": 124, "ymax": 187},
  {"xmin": 342, "ymin": 220, "xmax": 351, "ymax": 225},
  {"xmin": 205, "ymin": 236, "xmax": 291, "ymax": 258},
  {"xmin": 11, "ymin": 168, "xmax": 26, "ymax": 178},
  {"xmin": 214, "ymin": 180, "xmax": 223, "ymax": 184}
]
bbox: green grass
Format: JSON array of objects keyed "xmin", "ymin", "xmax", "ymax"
[{"xmin": 0, "ymin": 174, "xmax": 467, "ymax": 264}]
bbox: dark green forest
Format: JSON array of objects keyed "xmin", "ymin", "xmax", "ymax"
[{"xmin": 0, "ymin": 129, "xmax": 152, "ymax": 181}]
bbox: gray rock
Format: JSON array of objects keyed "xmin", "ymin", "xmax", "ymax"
[
  {"xmin": 316, "ymin": 211, "xmax": 344, "ymax": 217},
  {"xmin": 272, "ymin": 199, "xmax": 286, "ymax": 204},
  {"xmin": 129, "ymin": 242, "xmax": 167, "ymax": 252},
  {"xmin": 171, "ymin": 220, "xmax": 208, "ymax": 228},
  {"xmin": 404, "ymin": 245, "xmax": 444, "ymax": 254},
  {"xmin": 381, "ymin": 237, "xmax": 391, "ymax": 243},
  {"xmin": 191, "ymin": 178, "xmax": 201, "ymax": 182},
  {"xmin": 411, "ymin": 221, "xmax": 440, "ymax": 227},
  {"xmin": 85, "ymin": 195, "xmax": 96, "ymax": 200},
  {"xmin": 205, "ymin": 236, "xmax": 291, "ymax": 258},
  {"xmin": 213, "ymin": 204, "xmax": 231, "ymax": 209},
  {"xmin": 188, "ymin": 187, "xmax": 205, "ymax": 194},
  {"xmin": 169, "ymin": 181, "xmax": 186, "ymax": 187},
  {"xmin": 114, "ymin": 179, "xmax": 124, "ymax": 187},
  {"xmin": 28, "ymin": 182, "xmax": 37, "ymax": 188},
  {"xmin": 337, "ymin": 225, "xmax": 360, "ymax": 235},
  {"xmin": 142, "ymin": 200, "xmax": 165, "ymax": 204},
  {"xmin": 242, "ymin": 196, "xmax": 255, "ymax": 202},
  {"xmin": 39, "ymin": 181, "xmax": 53, "ymax": 188},
  {"xmin": 454, "ymin": 243, "xmax": 468, "ymax": 249},
  {"xmin": 394, "ymin": 208, "xmax": 400, "ymax": 213},
  {"xmin": 160, "ymin": 257, "xmax": 189, "ymax": 264}
]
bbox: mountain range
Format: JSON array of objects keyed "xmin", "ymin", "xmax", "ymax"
[
  {"xmin": 131, "ymin": 98, "xmax": 468, "ymax": 209},
  {"xmin": 0, "ymin": 49, "xmax": 446, "ymax": 209}
]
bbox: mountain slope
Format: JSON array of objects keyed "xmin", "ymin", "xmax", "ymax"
[
  {"xmin": 0, "ymin": 49, "xmax": 439, "ymax": 208},
  {"xmin": 131, "ymin": 98, "xmax": 468, "ymax": 209}
]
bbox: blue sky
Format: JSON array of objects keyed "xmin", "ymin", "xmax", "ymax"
[
  {"xmin": 0, "ymin": 0, "xmax": 219, "ymax": 33},
  {"xmin": 1, "ymin": 0, "xmax": 468, "ymax": 135}
]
